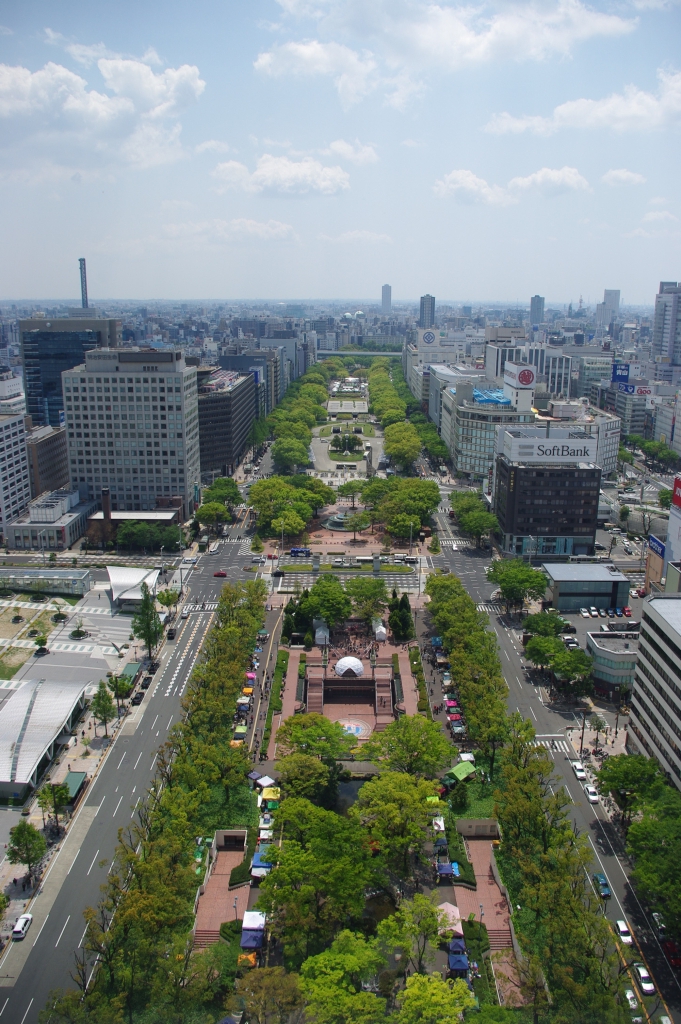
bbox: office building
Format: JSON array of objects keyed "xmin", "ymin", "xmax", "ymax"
[
  {"xmin": 586, "ymin": 631, "xmax": 637, "ymax": 702},
  {"xmin": 197, "ymin": 368, "xmax": 255, "ymax": 479},
  {"xmin": 0, "ymin": 372, "xmax": 25, "ymax": 417},
  {"xmin": 535, "ymin": 403, "xmax": 621, "ymax": 477},
  {"xmin": 26, "ymin": 424, "xmax": 69, "ymax": 498},
  {"xmin": 62, "ymin": 348, "xmax": 200, "ymax": 519},
  {"xmin": 628, "ymin": 596, "xmax": 681, "ymax": 788},
  {"xmin": 419, "ymin": 294, "xmax": 435, "ymax": 329},
  {"xmin": 0, "ymin": 413, "xmax": 32, "ymax": 540},
  {"xmin": 596, "ymin": 289, "xmax": 620, "ymax": 327},
  {"xmin": 530, "ymin": 295, "xmax": 545, "ymax": 326},
  {"xmin": 652, "ymin": 282, "xmax": 681, "ymax": 364},
  {"xmin": 543, "ymin": 563, "xmax": 629, "ymax": 609},
  {"xmin": 523, "ymin": 345, "xmax": 572, "ymax": 396},
  {"xmin": 493, "ymin": 426, "xmax": 601, "ymax": 557},
  {"xmin": 6, "ymin": 488, "xmax": 98, "ymax": 551},
  {"xmin": 219, "ymin": 349, "xmax": 282, "ymax": 414},
  {"xmin": 21, "ymin": 314, "xmax": 121, "ymax": 428},
  {"xmin": 382, "ymin": 285, "xmax": 392, "ymax": 315},
  {"xmin": 575, "ymin": 355, "xmax": 613, "ymax": 398}
]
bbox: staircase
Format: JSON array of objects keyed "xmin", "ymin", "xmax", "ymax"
[
  {"xmin": 486, "ymin": 927, "xmax": 513, "ymax": 951},
  {"xmin": 193, "ymin": 928, "xmax": 220, "ymax": 949}
]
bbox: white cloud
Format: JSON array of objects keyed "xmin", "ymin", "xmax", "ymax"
[
  {"xmin": 508, "ymin": 166, "xmax": 590, "ymax": 194},
  {"xmin": 45, "ymin": 29, "xmax": 162, "ymax": 69},
  {"xmin": 196, "ymin": 139, "xmax": 231, "ymax": 154},
  {"xmin": 0, "ymin": 26, "xmax": 12, "ymax": 36},
  {"xmin": 323, "ymin": 139, "xmax": 377, "ymax": 164},
  {"xmin": 254, "ymin": 40, "xmax": 377, "ymax": 108},
  {"xmin": 213, "ymin": 154, "xmax": 350, "ymax": 195},
  {"xmin": 485, "ymin": 69, "xmax": 681, "ymax": 134},
  {"xmin": 649, "ymin": 196, "xmax": 669, "ymax": 205},
  {"xmin": 319, "ymin": 229, "xmax": 391, "ymax": 242},
  {"xmin": 602, "ymin": 168, "xmax": 646, "ymax": 186},
  {"xmin": 401, "ymin": 138, "xmax": 420, "ymax": 148},
  {"xmin": 164, "ymin": 218, "xmax": 297, "ymax": 242},
  {"xmin": 120, "ymin": 122, "xmax": 184, "ymax": 169},
  {"xmin": 642, "ymin": 209, "xmax": 678, "ymax": 222},
  {"xmin": 433, "ymin": 169, "xmax": 514, "ymax": 205}
]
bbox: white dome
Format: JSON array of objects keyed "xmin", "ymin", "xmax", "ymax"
[{"xmin": 334, "ymin": 656, "xmax": 364, "ymax": 678}]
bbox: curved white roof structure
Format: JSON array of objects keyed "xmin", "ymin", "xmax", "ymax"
[
  {"xmin": 0, "ymin": 679, "xmax": 86, "ymax": 791},
  {"xmin": 334, "ymin": 656, "xmax": 364, "ymax": 677},
  {"xmin": 107, "ymin": 566, "xmax": 159, "ymax": 603}
]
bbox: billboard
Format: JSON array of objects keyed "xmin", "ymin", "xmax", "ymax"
[
  {"xmin": 618, "ymin": 383, "xmax": 652, "ymax": 396},
  {"xmin": 502, "ymin": 436, "xmax": 597, "ymax": 464},
  {"xmin": 612, "ymin": 363, "xmax": 643, "ymax": 384},
  {"xmin": 673, "ymin": 476, "xmax": 681, "ymax": 510},
  {"xmin": 504, "ymin": 362, "xmax": 536, "ymax": 389},
  {"xmin": 649, "ymin": 535, "xmax": 665, "ymax": 559}
]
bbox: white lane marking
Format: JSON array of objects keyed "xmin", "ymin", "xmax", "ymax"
[
  {"xmin": 67, "ymin": 849, "xmax": 79, "ymax": 874},
  {"xmin": 0, "ymin": 997, "xmax": 8, "ymax": 1016},
  {"xmin": 19, "ymin": 999, "xmax": 33, "ymax": 1024},
  {"xmin": 167, "ymin": 715, "xmax": 173, "ymax": 731},
  {"xmin": 529, "ymin": 706, "xmax": 537, "ymax": 720},
  {"xmin": 112, "ymin": 796, "xmax": 123, "ymax": 817},
  {"xmin": 54, "ymin": 915, "xmax": 70, "ymax": 948},
  {"xmin": 117, "ymin": 753, "xmax": 125, "ymax": 769},
  {"xmin": 86, "ymin": 850, "xmax": 100, "ymax": 876},
  {"xmin": 79, "ymin": 924, "xmax": 88, "ymax": 948},
  {"xmin": 151, "ymin": 715, "xmax": 159, "ymax": 730},
  {"xmin": 94, "ymin": 796, "xmax": 105, "ymax": 815},
  {"xmin": 33, "ymin": 914, "xmax": 49, "ymax": 945},
  {"xmin": 133, "ymin": 752, "xmax": 142, "ymax": 770},
  {"xmin": 150, "ymin": 753, "xmax": 158, "ymax": 770}
]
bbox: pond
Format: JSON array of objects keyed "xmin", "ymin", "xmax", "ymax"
[{"xmin": 336, "ymin": 778, "xmax": 364, "ymax": 813}]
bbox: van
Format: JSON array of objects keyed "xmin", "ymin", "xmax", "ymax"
[{"xmin": 394, "ymin": 554, "xmax": 406, "ymax": 562}]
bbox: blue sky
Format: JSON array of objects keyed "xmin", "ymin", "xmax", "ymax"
[{"xmin": 1, "ymin": 0, "xmax": 679, "ymax": 303}]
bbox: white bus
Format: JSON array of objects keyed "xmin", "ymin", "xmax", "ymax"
[{"xmin": 355, "ymin": 556, "xmax": 374, "ymax": 564}]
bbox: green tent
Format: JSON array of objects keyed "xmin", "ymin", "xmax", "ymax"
[{"xmin": 444, "ymin": 761, "xmax": 476, "ymax": 783}]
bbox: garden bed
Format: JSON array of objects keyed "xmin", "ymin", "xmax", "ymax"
[
  {"xmin": 408, "ymin": 646, "xmax": 431, "ymax": 717},
  {"xmin": 461, "ymin": 920, "xmax": 498, "ymax": 1005},
  {"xmin": 261, "ymin": 649, "xmax": 288, "ymax": 750}
]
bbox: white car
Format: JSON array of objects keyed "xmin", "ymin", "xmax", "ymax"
[
  {"xmin": 584, "ymin": 784, "xmax": 599, "ymax": 804},
  {"xmin": 589, "ymin": 607, "xmax": 599, "ymax": 618},
  {"xmin": 633, "ymin": 963, "xmax": 655, "ymax": 995},
  {"xmin": 12, "ymin": 913, "xmax": 32, "ymax": 940},
  {"xmin": 580, "ymin": 608, "xmax": 591, "ymax": 618},
  {"xmin": 624, "ymin": 989, "xmax": 638, "ymax": 1011},
  {"xmin": 616, "ymin": 920, "xmax": 633, "ymax": 945},
  {"xmin": 572, "ymin": 761, "xmax": 587, "ymax": 780}
]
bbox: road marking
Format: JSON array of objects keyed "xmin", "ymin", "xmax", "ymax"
[
  {"xmin": 33, "ymin": 914, "xmax": 49, "ymax": 945},
  {"xmin": 167, "ymin": 715, "xmax": 173, "ymax": 731},
  {"xmin": 19, "ymin": 999, "xmax": 33, "ymax": 1024},
  {"xmin": 94, "ymin": 796, "xmax": 105, "ymax": 815},
  {"xmin": 112, "ymin": 797, "xmax": 123, "ymax": 817},
  {"xmin": 0, "ymin": 997, "xmax": 7, "ymax": 1016},
  {"xmin": 150, "ymin": 753, "xmax": 158, "ymax": 770},
  {"xmin": 86, "ymin": 850, "xmax": 100, "ymax": 876},
  {"xmin": 54, "ymin": 916, "xmax": 70, "ymax": 948},
  {"xmin": 78, "ymin": 924, "xmax": 88, "ymax": 949},
  {"xmin": 133, "ymin": 752, "xmax": 142, "ymax": 769},
  {"xmin": 67, "ymin": 850, "xmax": 79, "ymax": 874},
  {"xmin": 529, "ymin": 706, "xmax": 537, "ymax": 720},
  {"xmin": 117, "ymin": 753, "xmax": 125, "ymax": 769},
  {"xmin": 151, "ymin": 715, "xmax": 159, "ymax": 730}
]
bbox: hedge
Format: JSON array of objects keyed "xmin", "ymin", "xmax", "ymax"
[{"xmin": 261, "ymin": 649, "xmax": 289, "ymax": 751}]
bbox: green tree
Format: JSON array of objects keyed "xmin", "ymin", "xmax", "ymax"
[
  {"xmin": 277, "ymin": 753, "xmax": 332, "ymax": 804},
  {"xmin": 551, "ymin": 647, "xmax": 593, "ymax": 695},
  {"xmin": 37, "ymin": 787, "xmax": 53, "ymax": 828},
  {"xmin": 156, "ymin": 588, "xmax": 179, "ymax": 613},
  {"xmin": 382, "ymin": 422, "xmax": 422, "ymax": 470},
  {"xmin": 48, "ymin": 782, "xmax": 71, "ymax": 827},
  {"xmin": 458, "ymin": 509, "xmax": 498, "ymax": 547},
  {"xmin": 196, "ymin": 501, "xmax": 228, "ymax": 532},
  {"xmin": 34, "ymin": 634, "xmax": 48, "ymax": 652},
  {"xmin": 131, "ymin": 582, "xmax": 163, "ymax": 659},
  {"xmin": 272, "ymin": 510, "xmax": 307, "ymax": 544},
  {"xmin": 395, "ymin": 972, "xmax": 476, "ymax": 1024},
  {"xmin": 276, "ymin": 712, "xmax": 355, "ymax": 762},
  {"xmin": 524, "ymin": 612, "xmax": 566, "ymax": 637},
  {"xmin": 361, "ymin": 715, "xmax": 452, "ymax": 777},
  {"xmin": 618, "ymin": 445, "xmax": 634, "ymax": 466},
  {"xmin": 304, "ymin": 575, "xmax": 351, "ymax": 629},
  {"xmin": 659, "ymin": 488, "xmax": 673, "ymax": 510},
  {"xmin": 345, "ymin": 511, "xmax": 370, "ymax": 541},
  {"xmin": 203, "ymin": 476, "xmax": 241, "ymax": 508},
  {"xmin": 486, "ymin": 560, "xmax": 547, "ymax": 612},
  {"xmin": 619, "ymin": 504, "xmax": 630, "ymax": 523},
  {"xmin": 300, "ymin": 930, "xmax": 386, "ymax": 1024},
  {"xmin": 344, "ymin": 577, "xmax": 388, "ymax": 625},
  {"xmin": 352, "ymin": 772, "xmax": 438, "ymax": 874},
  {"xmin": 596, "ymin": 753, "xmax": 661, "ymax": 827},
  {"xmin": 377, "ymin": 894, "xmax": 446, "ymax": 974},
  {"xmin": 251, "ymin": 534, "xmax": 264, "ymax": 552},
  {"xmin": 232, "ymin": 967, "xmax": 304, "ymax": 1024},
  {"xmin": 524, "ymin": 635, "xmax": 564, "ymax": 670},
  {"xmin": 387, "ymin": 512, "xmax": 421, "ymax": 540},
  {"xmin": 272, "ymin": 437, "xmax": 310, "ymax": 474},
  {"xmin": 7, "ymin": 820, "xmax": 47, "ymax": 878},
  {"xmin": 337, "ymin": 481, "xmax": 364, "ymax": 508},
  {"xmin": 90, "ymin": 678, "xmax": 117, "ymax": 738},
  {"xmin": 467, "ymin": 702, "xmax": 510, "ymax": 779}
]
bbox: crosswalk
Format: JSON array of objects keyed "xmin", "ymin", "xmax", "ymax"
[
  {"xmin": 182, "ymin": 602, "xmax": 218, "ymax": 612},
  {"xmin": 440, "ymin": 536, "xmax": 473, "ymax": 549},
  {"xmin": 476, "ymin": 602, "xmax": 503, "ymax": 613},
  {"xmin": 274, "ymin": 573, "xmax": 423, "ymax": 591},
  {"xmin": 532, "ymin": 738, "xmax": 572, "ymax": 754}
]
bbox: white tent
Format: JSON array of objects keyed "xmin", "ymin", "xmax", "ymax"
[{"xmin": 107, "ymin": 566, "xmax": 160, "ymax": 605}]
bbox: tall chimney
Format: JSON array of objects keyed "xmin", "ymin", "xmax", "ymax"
[
  {"xmin": 101, "ymin": 487, "xmax": 111, "ymax": 521},
  {"xmin": 79, "ymin": 258, "xmax": 89, "ymax": 309}
]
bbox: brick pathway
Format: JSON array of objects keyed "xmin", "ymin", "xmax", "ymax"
[
  {"xmin": 193, "ymin": 850, "xmax": 250, "ymax": 948},
  {"xmin": 453, "ymin": 840, "xmax": 512, "ymax": 950}
]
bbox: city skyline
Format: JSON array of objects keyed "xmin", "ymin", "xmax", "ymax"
[{"xmin": 0, "ymin": 0, "xmax": 678, "ymax": 301}]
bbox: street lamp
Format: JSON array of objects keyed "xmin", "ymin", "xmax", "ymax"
[{"xmin": 370, "ymin": 648, "xmax": 376, "ymax": 679}]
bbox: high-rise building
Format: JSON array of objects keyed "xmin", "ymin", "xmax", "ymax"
[
  {"xmin": 0, "ymin": 413, "xmax": 32, "ymax": 540},
  {"xmin": 0, "ymin": 371, "xmax": 25, "ymax": 417},
  {"xmin": 26, "ymin": 424, "xmax": 69, "ymax": 497},
  {"xmin": 652, "ymin": 281, "xmax": 681, "ymax": 364},
  {"xmin": 596, "ymin": 289, "xmax": 621, "ymax": 327},
  {"xmin": 382, "ymin": 285, "xmax": 392, "ymax": 315},
  {"xmin": 61, "ymin": 348, "xmax": 200, "ymax": 518},
  {"xmin": 196, "ymin": 368, "xmax": 255, "ymax": 479},
  {"xmin": 419, "ymin": 294, "xmax": 435, "ymax": 329},
  {"xmin": 530, "ymin": 295, "xmax": 545, "ymax": 326},
  {"xmin": 21, "ymin": 314, "xmax": 121, "ymax": 428}
]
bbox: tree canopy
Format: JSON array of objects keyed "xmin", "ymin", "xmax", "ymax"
[
  {"xmin": 486, "ymin": 560, "xmax": 547, "ymax": 611},
  {"xmin": 361, "ymin": 715, "xmax": 452, "ymax": 778}
]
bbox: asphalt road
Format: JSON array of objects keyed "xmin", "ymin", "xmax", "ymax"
[
  {"xmin": 0, "ymin": 528, "xmax": 254, "ymax": 1024},
  {"xmin": 433, "ymin": 502, "xmax": 681, "ymax": 1023}
]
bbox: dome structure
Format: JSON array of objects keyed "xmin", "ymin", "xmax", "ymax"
[{"xmin": 334, "ymin": 656, "xmax": 364, "ymax": 678}]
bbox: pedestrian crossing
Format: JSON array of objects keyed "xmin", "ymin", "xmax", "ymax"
[
  {"xmin": 182, "ymin": 602, "xmax": 218, "ymax": 612},
  {"xmin": 274, "ymin": 573, "xmax": 423, "ymax": 591},
  {"xmin": 440, "ymin": 537, "xmax": 473, "ymax": 549},
  {"xmin": 532, "ymin": 738, "xmax": 572, "ymax": 754},
  {"xmin": 476, "ymin": 602, "xmax": 503, "ymax": 613}
]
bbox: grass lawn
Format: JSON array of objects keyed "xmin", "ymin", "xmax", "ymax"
[
  {"xmin": 328, "ymin": 451, "xmax": 363, "ymax": 461},
  {"xmin": 320, "ymin": 423, "xmax": 374, "ymax": 438},
  {"xmin": 19, "ymin": 609, "xmax": 56, "ymax": 640},
  {"xmin": 0, "ymin": 648, "xmax": 32, "ymax": 679}
]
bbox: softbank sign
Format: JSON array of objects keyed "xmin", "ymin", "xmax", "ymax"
[
  {"xmin": 506, "ymin": 436, "xmax": 597, "ymax": 463},
  {"xmin": 504, "ymin": 362, "xmax": 535, "ymax": 389}
]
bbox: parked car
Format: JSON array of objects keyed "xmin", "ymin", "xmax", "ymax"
[
  {"xmin": 616, "ymin": 920, "xmax": 633, "ymax": 945},
  {"xmin": 167, "ymin": 627, "xmax": 176, "ymax": 640},
  {"xmin": 593, "ymin": 872, "xmax": 611, "ymax": 899},
  {"xmin": 637, "ymin": 587, "xmax": 647, "ymax": 598},
  {"xmin": 598, "ymin": 608, "xmax": 607, "ymax": 617},
  {"xmin": 623, "ymin": 606, "xmax": 632, "ymax": 617},
  {"xmin": 131, "ymin": 692, "xmax": 144, "ymax": 706},
  {"xmin": 214, "ymin": 570, "xmax": 227, "ymax": 578},
  {"xmin": 662, "ymin": 939, "xmax": 681, "ymax": 967},
  {"xmin": 141, "ymin": 676, "xmax": 153, "ymax": 690},
  {"xmin": 560, "ymin": 622, "xmax": 577, "ymax": 633},
  {"xmin": 624, "ymin": 989, "xmax": 638, "ymax": 1011},
  {"xmin": 580, "ymin": 608, "xmax": 591, "ymax": 618},
  {"xmin": 633, "ymin": 963, "xmax": 655, "ymax": 995},
  {"xmin": 594, "ymin": 542, "xmax": 606, "ymax": 550},
  {"xmin": 607, "ymin": 608, "xmax": 615, "ymax": 617},
  {"xmin": 584, "ymin": 784, "xmax": 599, "ymax": 803},
  {"xmin": 615, "ymin": 608, "xmax": 623, "ymax": 617},
  {"xmin": 589, "ymin": 607, "xmax": 599, "ymax": 618},
  {"xmin": 652, "ymin": 912, "xmax": 666, "ymax": 938},
  {"xmin": 12, "ymin": 914, "xmax": 32, "ymax": 940},
  {"xmin": 572, "ymin": 761, "xmax": 587, "ymax": 780}
]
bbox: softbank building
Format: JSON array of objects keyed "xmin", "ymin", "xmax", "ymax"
[{"xmin": 492, "ymin": 365, "xmax": 601, "ymax": 559}]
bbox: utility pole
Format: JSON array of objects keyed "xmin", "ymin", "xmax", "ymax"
[
  {"xmin": 409, "ymin": 522, "xmax": 413, "ymax": 556},
  {"xmin": 579, "ymin": 709, "xmax": 587, "ymax": 757}
]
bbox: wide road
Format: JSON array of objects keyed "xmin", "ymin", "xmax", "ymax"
[
  {"xmin": 0, "ymin": 530, "xmax": 254, "ymax": 1024},
  {"xmin": 433, "ymin": 502, "xmax": 681, "ymax": 1023}
]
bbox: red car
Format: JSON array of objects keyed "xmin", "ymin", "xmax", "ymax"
[
  {"xmin": 663, "ymin": 940, "xmax": 681, "ymax": 968},
  {"xmin": 213, "ymin": 570, "xmax": 227, "ymax": 578},
  {"xmin": 267, "ymin": 553, "xmax": 278, "ymax": 560},
  {"xmin": 623, "ymin": 606, "xmax": 632, "ymax": 617},
  {"xmin": 637, "ymin": 588, "xmax": 646, "ymax": 598},
  {"xmin": 447, "ymin": 713, "xmax": 463, "ymax": 722}
]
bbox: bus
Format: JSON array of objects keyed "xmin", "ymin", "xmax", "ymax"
[
  {"xmin": 355, "ymin": 556, "xmax": 374, "ymax": 564},
  {"xmin": 290, "ymin": 547, "xmax": 311, "ymax": 557}
]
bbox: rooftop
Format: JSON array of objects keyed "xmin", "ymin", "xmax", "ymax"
[
  {"xmin": 0, "ymin": 679, "xmax": 86, "ymax": 786},
  {"xmin": 645, "ymin": 596, "xmax": 681, "ymax": 637},
  {"xmin": 107, "ymin": 566, "xmax": 160, "ymax": 602},
  {"xmin": 586, "ymin": 632, "xmax": 638, "ymax": 654},
  {"xmin": 89, "ymin": 510, "xmax": 178, "ymax": 522},
  {"xmin": 543, "ymin": 564, "xmax": 629, "ymax": 583}
]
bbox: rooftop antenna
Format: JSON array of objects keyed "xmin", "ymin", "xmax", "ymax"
[{"xmin": 79, "ymin": 258, "xmax": 89, "ymax": 309}]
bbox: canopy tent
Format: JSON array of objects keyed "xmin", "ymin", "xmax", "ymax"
[
  {"xmin": 107, "ymin": 566, "xmax": 160, "ymax": 605},
  {"xmin": 255, "ymin": 775, "xmax": 275, "ymax": 789},
  {"xmin": 243, "ymin": 911, "xmax": 267, "ymax": 931},
  {"xmin": 449, "ymin": 938, "xmax": 467, "ymax": 953},
  {"xmin": 437, "ymin": 863, "xmax": 454, "ymax": 876},
  {"xmin": 444, "ymin": 762, "xmax": 476, "ymax": 783},
  {"xmin": 247, "ymin": 771, "xmax": 261, "ymax": 782},
  {"xmin": 432, "ymin": 816, "xmax": 445, "ymax": 832},
  {"xmin": 374, "ymin": 623, "xmax": 387, "ymax": 641},
  {"xmin": 246, "ymin": 672, "xmax": 256, "ymax": 680},
  {"xmin": 448, "ymin": 954, "xmax": 469, "ymax": 974},
  {"xmin": 426, "ymin": 796, "xmax": 440, "ymax": 805},
  {"xmin": 438, "ymin": 902, "xmax": 464, "ymax": 937},
  {"xmin": 431, "ymin": 637, "xmax": 443, "ymax": 647},
  {"xmin": 434, "ymin": 836, "xmax": 448, "ymax": 848},
  {"xmin": 240, "ymin": 929, "xmax": 265, "ymax": 950},
  {"xmin": 261, "ymin": 787, "xmax": 280, "ymax": 800}
]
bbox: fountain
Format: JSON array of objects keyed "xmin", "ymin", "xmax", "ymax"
[{"xmin": 323, "ymin": 511, "xmax": 353, "ymax": 531}]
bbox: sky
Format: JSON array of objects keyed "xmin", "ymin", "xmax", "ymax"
[{"xmin": 0, "ymin": 0, "xmax": 679, "ymax": 304}]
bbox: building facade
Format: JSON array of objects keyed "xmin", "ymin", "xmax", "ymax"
[
  {"xmin": 586, "ymin": 631, "xmax": 637, "ymax": 702},
  {"xmin": 62, "ymin": 348, "xmax": 200, "ymax": 518},
  {"xmin": 0, "ymin": 413, "xmax": 32, "ymax": 540},
  {"xmin": 652, "ymin": 282, "xmax": 681, "ymax": 364},
  {"xmin": 530, "ymin": 295, "xmax": 545, "ymax": 326},
  {"xmin": 197, "ymin": 368, "xmax": 255, "ymax": 479},
  {"xmin": 419, "ymin": 294, "xmax": 435, "ymax": 329},
  {"xmin": 21, "ymin": 315, "xmax": 121, "ymax": 427},
  {"xmin": 448, "ymin": 380, "xmax": 535, "ymax": 481},
  {"xmin": 0, "ymin": 371, "xmax": 25, "ymax": 417},
  {"xmin": 6, "ymin": 488, "xmax": 98, "ymax": 551},
  {"xmin": 26, "ymin": 424, "xmax": 69, "ymax": 498},
  {"xmin": 382, "ymin": 285, "xmax": 391, "ymax": 315}
]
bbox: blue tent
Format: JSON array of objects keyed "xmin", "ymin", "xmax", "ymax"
[
  {"xmin": 449, "ymin": 938, "xmax": 466, "ymax": 953},
  {"xmin": 434, "ymin": 837, "xmax": 448, "ymax": 848},
  {"xmin": 437, "ymin": 863, "xmax": 454, "ymax": 876},
  {"xmin": 448, "ymin": 953, "xmax": 469, "ymax": 974},
  {"xmin": 240, "ymin": 929, "xmax": 264, "ymax": 950}
]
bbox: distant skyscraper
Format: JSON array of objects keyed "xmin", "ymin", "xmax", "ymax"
[
  {"xmin": 419, "ymin": 294, "xmax": 435, "ymax": 329},
  {"xmin": 382, "ymin": 284, "xmax": 391, "ymax": 315},
  {"xmin": 530, "ymin": 294, "xmax": 545, "ymax": 326},
  {"xmin": 652, "ymin": 282, "xmax": 681, "ymax": 364},
  {"xmin": 604, "ymin": 290, "xmax": 620, "ymax": 318}
]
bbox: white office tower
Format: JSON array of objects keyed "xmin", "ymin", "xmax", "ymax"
[
  {"xmin": 0, "ymin": 372, "xmax": 26, "ymax": 417},
  {"xmin": 530, "ymin": 295, "xmax": 545, "ymax": 326},
  {"xmin": 652, "ymin": 282, "xmax": 681, "ymax": 364},
  {"xmin": 0, "ymin": 413, "xmax": 31, "ymax": 540},
  {"xmin": 596, "ymin": 289, "xmax": 620, "ymax": 326},
  {"xmin": 382, "ymin": 285, "xmax": 392, "ymax": 315}
]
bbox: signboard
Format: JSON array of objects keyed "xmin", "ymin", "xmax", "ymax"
[
  {"xmin": 502, "ymin": 435, "xmax": 597, "ymax": 464},
  {"xmin": 618, "ymin": 383, "xmax": 652, "ymax": 396},
  {"xmin": 504, "ymin": 362, "xmax": 536, "ymax": 389},
  {"xmin": 648, "ymin": 535, "xmax": 665, "ymax": 560},
  {"xmin": 612, "ymin": 363, "xmax": 643, "ymax": 384},
  {"xmin": 673, "ymin": 476, "xmax": 681, "ymax": 510}
]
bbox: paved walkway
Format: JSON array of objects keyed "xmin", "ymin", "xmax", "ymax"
[
  {"xmin": 194, "ymin": 850, "xmax": 250, "ymax": 947},
  {"xmin": 453, "ymin": 840, "xmax": 512, "ymax": 949},
  {"xmin": 267, "ymin": 650, "xmax": 300, "ymax": 760}
]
